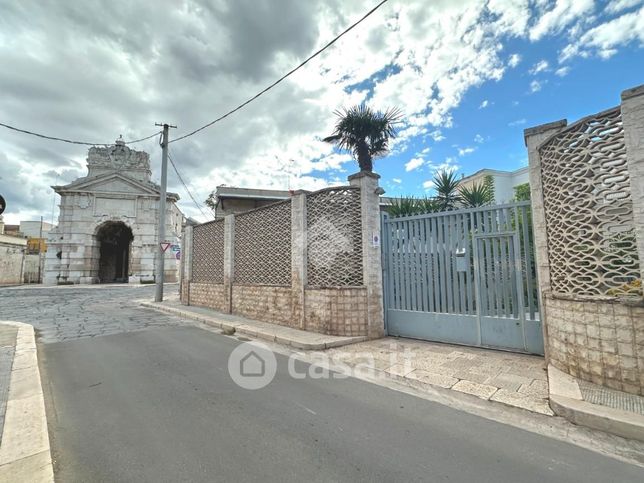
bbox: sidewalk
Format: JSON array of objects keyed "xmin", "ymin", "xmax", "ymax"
[
  {"xmin": 325, "ymin": 337, "xmax": 553, "ymax": 415},
  {"xmin": 549, "ymin": 365, "xmax": 644, "ymax": 442},
  {"xmin": 140, "ymin": 298, "xmax": 367, "ymax": 350},
  {"xmin": 0, "ymin": 321, "xmax": 54, "ymax": 482},
  {"xmin": 0, "ymin": 325, "xmax": 18, "ymax": 446}
]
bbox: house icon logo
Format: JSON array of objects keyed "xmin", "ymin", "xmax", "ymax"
[
  {"xmin": 228, "ymin": 342, "xmax": 276, "ymax": 390},
  {"xmin": 240, "ymin": 351, "xmax": 265, "ymax": 377}
]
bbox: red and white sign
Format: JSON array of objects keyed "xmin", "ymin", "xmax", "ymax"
[{"xmin": 160, "ymin": 242, "xmax": 172, "ymax": 252}]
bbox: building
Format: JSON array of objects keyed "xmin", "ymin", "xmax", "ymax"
[
  {"xmin": 19, "ymin": 220, "xmax": 54, "ymax": 239},
  {"xmin": 211, "ymin": 186, "xmax": 292, "ymax": 218},
  {"xmin": 0, "ymin": 216, "xmax": 26, "ymax": 285},
  {"xmin": 458, "ymin": 167, "xmax": 529, "ymax": 203},
  {"xmin": 44, "ymin": 139, "xmax": 184, "ymax": 285},
  {"xmin": 211, "ymin": 185, "xmax": 394, "ymax": 218}
]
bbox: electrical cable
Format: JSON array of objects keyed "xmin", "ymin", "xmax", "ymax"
[
  {"xmin": 0, "ymin": 122, "xmax": 161, "ymax": 146},
  {"xmin": 169, "ymin": 0, "xmax": 389, "ymax": 144}
]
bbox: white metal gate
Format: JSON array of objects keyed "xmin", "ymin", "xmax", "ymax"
[{"xmin": 382, "ymin": 201, "xmax": 543, "ymax": 354}]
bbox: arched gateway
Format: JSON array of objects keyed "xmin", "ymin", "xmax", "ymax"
[
  {"xmin": 43, "ymin": 138, "xmax": 184, "ymax": 285},
  {"xmin": 96, "ymin": 221, "xmax": 134, "ymax": 283}
]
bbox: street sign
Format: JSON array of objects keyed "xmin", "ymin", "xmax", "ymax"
[
  {"xmin": 160, "ymin": 242, "xmax": 171, "ymax": 252},
  {"xmin": 0, "ymin": 194, "xmax": 5, "ymax": 215},
  {"xmin": 171, "ymin": 244, "xmax": 180, "ymax": 252}
]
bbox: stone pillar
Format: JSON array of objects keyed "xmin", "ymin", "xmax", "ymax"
[
  {"xmin": 348, "ymin": 172, "xmax": 385, "ymax": 338},
  {"xmin": 524, "ymin": 119, "xmax": 567, "ymax": 362},
  {"xmin": 180, "ymin": 225, "xmax": 193, "ymax": 304},
  {"xmin": 621, "ymin": 84, "xmax": 644, "ymax": 281},
  {"xmin": 223, "ymin": 214, "xmax": 235, "ymax": 314},
  {"xmin": 290, "ymin": 192, "xmax": 307, "ymax": 330}
]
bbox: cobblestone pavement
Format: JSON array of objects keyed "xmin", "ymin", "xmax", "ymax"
[{"xmin": 0, "ymin": 285, "xmax": 187, "ymax": 345}]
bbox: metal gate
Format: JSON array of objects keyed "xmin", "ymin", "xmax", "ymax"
[{"xmin": 382, "ymin": 201, "xmax": 543, "ymax": 354}]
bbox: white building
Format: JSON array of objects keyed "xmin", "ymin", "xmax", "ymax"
[
  {"xmin": 44, "ymin": 139, "xmax": 184, "ymax": 285},
  {"xmin": 458, "ymin": 167, "xmax": 529, "ymax": 203}
]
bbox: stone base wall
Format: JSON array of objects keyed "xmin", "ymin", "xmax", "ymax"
[
  {"xmin": 183, "ymin": 281, "xmax": 373, "ymax": 337},
  {"xmin": 544, "ymin": 294, "xmax": 644, "ymax": 395},
  {"xmin": 305, "ymin": 288, "xmax": 368, "ymax": 336},
  {"xmin": 188, "ymin": 282, "xmax": 227, "ymax": 313},
  {"xmin": 231, "ymin": 285, "xmax": 293, "ymax": 327}
]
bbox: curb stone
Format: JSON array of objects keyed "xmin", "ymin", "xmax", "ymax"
[
  {"xmin": 548, "ymin": 364, "xmax": 644, "ymax": 443},
  {"xmin": 0, "ymin": 321, "xmax": 54, "ymax": 483},
  {"xmin": 139, "ymin": 300, "xmax": 366, "ymax": 351}
]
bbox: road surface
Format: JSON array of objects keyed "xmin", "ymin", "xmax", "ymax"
[{"xmin": 1, "ymin": 285, "xmax": 641, "ymax": 482}]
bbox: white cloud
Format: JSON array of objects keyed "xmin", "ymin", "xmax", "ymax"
[
  {"xmin": 1, "ymin": 0, "xmax": 643, "ymax": 222},
  {"xmin": 606, "ymin": 0, "xmax": 643, "ymax": 15},
  {"xmin": 479, "ymin": 99, "xmax": 489, "ymax": 109},
  {"xmin": 458, "ymin": 147, "xmax": 476, "ymax": 156},
  {"xmin": 428, "ymin": 130, "xmax": 445, "ymax": 142},
  {"xmin": 529, "ymin": 59, "xmax": 549, "ymax": 75},
  {"xmin": 509, "ymin": 118, "xmax": 527, "ymax": 126},
  {"xmin": 529, "ymin": 0, "xmax": 595, "ymax": 41},
  {"xmin": 474, "ymin": 134, "xmax": 484, "ymax": 143},
  {"xmin": 530, "ymin": 80, "xmax": 542, "ymax": 92},
  {"xmin": 560, "ymin": 6, "xmax": 644, "ymax": 61},
  {"xmin": 405, "ymin": 157, "xmax": 425, "ymax": 172},
  {"xmin": 555, "ymin": 66, "xmax": 570, "ymax": 76},
  {"xmin": 392, "ymin": 178, "xmax": 402, "ymax": 184},
  {"xmin": 422, "ymin": 180, "xmax": 435, "ymax": 190},
  {"xmin": 508, "ymin": 53, "xmax": 522, "ymax": 67}
]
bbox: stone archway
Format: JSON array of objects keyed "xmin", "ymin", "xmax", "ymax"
[{"xmin": 96, "ymin": 221, "xmax": 133, "ymax": 283}]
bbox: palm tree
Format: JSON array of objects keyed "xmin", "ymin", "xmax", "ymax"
[
  {"xmin": 432, "ymin": 169, "xmax": 461, "ymax": 211},
  {"xmin": 323, "ymin": 105, "xmax": 402, "ymax": 172},
  {"xmin": 459, "ymin": 181, "xmax": 494, "ymax": 208}
]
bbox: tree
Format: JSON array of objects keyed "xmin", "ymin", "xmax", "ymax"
[
  {"xmin": 459, "ymin": 181, "xmax": 494, "ymax": 208},
  {"xmin": 432, "ymin": 169, "xmax": 461, "ymax": 211},
  {"xmin": 204, "ymin": 191, "xmax": 217, "ymax": 211},
  {"xmin": 513, "ymin": 182, "xmax": 531, "ymax": 201},
  {"xmin": 323, "ymin": 105, "xmax": 402, "ymax": 172}
]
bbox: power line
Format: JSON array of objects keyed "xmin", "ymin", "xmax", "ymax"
[
  {"xmin": 170, "ymin": 0, "xmax": 389, "ymax": 144},
  {"xmin": 0, "ymin": 121, "xmax": 161, "ymax": 146},
  {"xmin": 167, "ymin": 149, "xmax": 211, "ymax": 219}
]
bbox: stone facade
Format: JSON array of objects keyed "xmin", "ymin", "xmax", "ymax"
[
  {"xmin": 0, "ymin": 231, "xmax": 26, "ymax": 285},
  {"xmin": 181, "ymin": 173, "xmax": 385, "ymax": 338},
  {"xmin": 44, "ymin": 139, "xmax": 184, "ymax": 285},
  {"xmin": 525, "ymin": 84, "xmax": 644, "ymax": 395}
]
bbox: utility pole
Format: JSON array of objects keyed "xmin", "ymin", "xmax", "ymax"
[{"xmin": 154, "ymin": 123, "xmax": 176, "ymax": 302}]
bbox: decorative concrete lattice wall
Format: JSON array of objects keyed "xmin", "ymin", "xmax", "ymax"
[
  {"xmin": 527, "ymin": 87, "xmax": 644, "ymax": 396},
  {"xmin": 234, "ymin": 200, "xmax": 291, "ymax": 286},
  {"xmin": 538, "ymin": 107, "xmax": 640, "ymax": 297},
  {"xmin": 191, "ymin": 220, "xmax": 224, "ymax": 283},
  {"xmin": 307, "ymin": 187, "xmax": 363, "ymax": 287}
]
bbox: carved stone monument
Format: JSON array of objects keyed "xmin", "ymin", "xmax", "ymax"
[{"xmin": 44, "ymin": 138, "xmax": 184, "ymax": 284}]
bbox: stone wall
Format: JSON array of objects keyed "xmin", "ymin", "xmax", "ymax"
[
  {"xmin": 180, "ymin": 173, "xmax": 385, "ymax": 338},
  {"xmin": 232, "ymin": 285, "xmax": 293, "ymax": 326},
  {"xmin": 544, "ymin": 295, "xmax": 644, "ymax": 395},
  {"xmin": 525, "ymin": 83, "xmax": 644, "ymax": 396},
  {"xmin": 188, "ymin": 283, "xmax": 227, "ymax": 313},
  {"xmin": 0, "ymin": 236, "xmax": 26, "ymax": 285},
  {"xmin": 304, "ymin": 288, "xmax": 368, "ymax": 336}
]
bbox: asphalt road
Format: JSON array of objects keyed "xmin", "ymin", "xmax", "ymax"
[
  {"xmin": 2, "ymin": 285, "xmax": 641, "ymax": 482},
  {"xmin": 42, "ymin": 325, "xmax": 643, "ymax": 482}
]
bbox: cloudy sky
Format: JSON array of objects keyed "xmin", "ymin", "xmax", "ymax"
[{"xmin": 1, "ymin": 0, "xmax": 643, "ymax": 224}]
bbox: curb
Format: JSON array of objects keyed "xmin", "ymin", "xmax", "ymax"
[
  {"xmin": 0, "ymin": 321, "xmax": 54, "ymax": 483},
  {"xmin": 139, "ymin": 301, "xmax": 367, "ymax": 351},
  {"xmin": 548, "ymin": 364, "xmax": 644, "ymax": 443}
]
